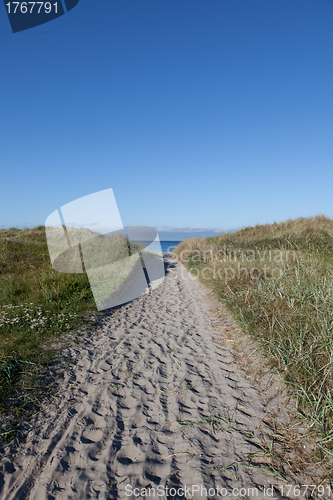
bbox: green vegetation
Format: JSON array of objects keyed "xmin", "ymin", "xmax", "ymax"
[
  {"xmin": 0, "ymin": 226, "xmax": 95, "ymax": 397},
  {"xmin": 173, "ymin": 215, "xmax": 333, "ymax": 451},
  {"xmin": 0, "ymin": 226, "xmax": 142, "ymax": 398}
]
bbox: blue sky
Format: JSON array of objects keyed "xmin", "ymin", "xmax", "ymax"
[{"xmin": 1, "ymin": 0, "xmax": 333, "ymax": 234}]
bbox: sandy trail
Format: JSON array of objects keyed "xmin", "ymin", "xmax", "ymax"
[{"xmin": 0, "ymin": 258, "xmax": 301, "ymax": 499}]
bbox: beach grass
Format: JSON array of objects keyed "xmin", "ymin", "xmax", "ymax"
[
  {"xmin": 0, "ymin": 226, "xmax": 142, "ymax": 397},
  {"xmin": 173, "ymin": 215, "xmax": 333, "ymax": 451},
  {"xmin": 0, "ymin": 226, "xmax": 95, "ymax": 396}
]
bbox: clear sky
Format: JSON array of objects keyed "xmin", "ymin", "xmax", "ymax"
[{"xmin": 1, "ymin": 0, "xmax": 333, "ymax": 232}]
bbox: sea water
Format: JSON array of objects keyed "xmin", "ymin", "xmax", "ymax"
[{"xmin": 160, "ymin": 241, "xmax": 181, "ymax": 253}]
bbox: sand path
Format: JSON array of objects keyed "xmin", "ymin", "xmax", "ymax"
[{"xmin": 0, "ymin": 258, "xmax": 301, "ymax": 499}]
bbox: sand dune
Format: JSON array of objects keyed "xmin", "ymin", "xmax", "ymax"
[{"xmin": 0, "ymin": 258, "xmax": 310, "ymax": 499}]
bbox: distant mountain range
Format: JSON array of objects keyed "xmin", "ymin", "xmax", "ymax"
[
  {"xmin": 0, "ymin": 224, "xmax": 237, "ymax": 242},
  {"xmin": 154, "ymin": 227, "xmax": 237, "ymax": 241}
]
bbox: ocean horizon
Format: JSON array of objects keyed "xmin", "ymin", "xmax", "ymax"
[{"xmin": 160, "ymin": 241, "xmax": 181, "ymax": 253}]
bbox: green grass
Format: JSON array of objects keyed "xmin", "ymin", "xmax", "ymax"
[
  {"xmin": 0, "ymin": 354, "xmax": 37, "ymax": 393},
  {"xmin": 173, "ymin": 215, "xmax": 333, "ymax": 451},
  {"xmin": 0, "ymin": 226, "xmax": 143, "ymax": 398}
]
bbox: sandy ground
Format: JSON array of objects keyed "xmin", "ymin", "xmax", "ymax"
[{"xmin": 0, "ymin": 258, "xmax": 315, "ymax": 499}]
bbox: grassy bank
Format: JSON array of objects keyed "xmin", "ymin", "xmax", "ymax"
[
  {"xmin": 173, "ymin": 215, "xmax": 333, "ymax": 450},
  {"xmin": 0, "ymin": 226, "xmax": 96, "ymax": 397},
  {"xmin": 0, "ymin": 226, "xmax": 142, "ymax": 398}
]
